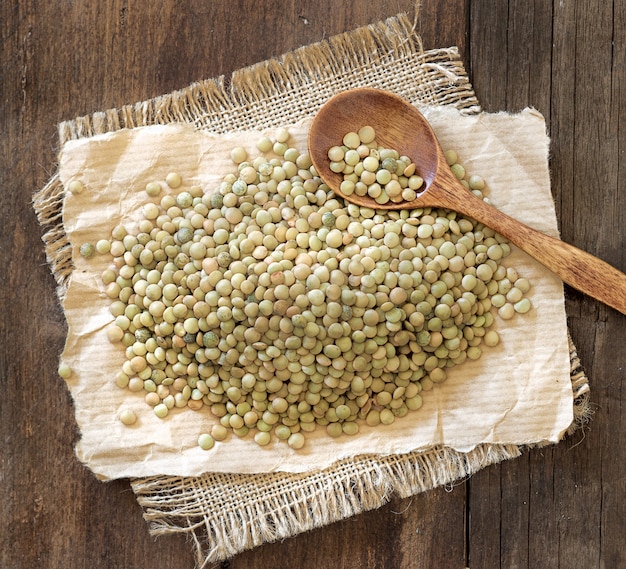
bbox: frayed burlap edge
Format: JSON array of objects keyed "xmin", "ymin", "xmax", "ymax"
[
  {"xmin": 133, "ymin": 444, "xmax": 521, "ymax": 567},
  {"xmin": 33, "ymin": 12, "xmax": 590, "ymax": 567}
]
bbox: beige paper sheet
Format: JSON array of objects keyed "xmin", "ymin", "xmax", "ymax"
[{"xmin": 58, "ymin": 105, "xmax": 573, "ymax": 480}]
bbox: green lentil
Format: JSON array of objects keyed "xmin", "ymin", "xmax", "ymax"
[
  {"xmin": 165, "ymin": 172, "xmax": 182, "ymax": 189},
  {"xmin": 68, "ymin": 180, "xmax": 84, "ymax": 194},
  {"xmin": 444, "ymin": 150, "xmax": 458, "ymax": 165},
  {"xmin": 498, "ymin": 303, "xmax": 516, "ymax": 320},
  {"xmin": 468, "ymin": 175, "xmax": 486, "ymax": 191},
  {"xmin": 79, "ymin": 242, "xmax": 95, "ymax": 258},
  {"xmin": 484, "ymin": 330, "xmax": 500, "ymax": 347},
  {"xmin": 58, "ymin": 362, "xmax": 73, "ymax": 379},
  {"xmin": 514, "ymin": 298, "xmax": 532, "ymax": 314},
  {"xmin": 153, "ymin": 403, "xmax": 169, "ymax": 418},
  {"xmin": 119, "ymin": 408, "xmax": 137, "ymax": 425},
  {"xmin": 287, "ymin": 432, "xmax": 305, "ymax": 449},
  {"xmin": 197, "ymin": 433, "xmax": 215, "ymax": 450},
  {"xmin": 230, "ymin": 146, "xmax": 248, "ymax": 164},
  {"xmin": 211, "ymin": 424, "xmax": 229, "ymax": 441},
  {"xmin": 450, "ymin": 163, "xmax": 466, "ymax": 180},
  {"xmin": 145, "ymin": 181, "xmax": 162, "ymax": 197},
  {"xmin": 254, "ymin": 431, "xmax": 272, "ymax": 446},
  {"xmin": 95, "ymin": 239, "xmax": 111, "ymax": 254}
]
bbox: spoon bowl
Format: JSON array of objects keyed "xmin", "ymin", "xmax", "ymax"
[
  {"xmin": 308, "ymin": 88, "xmax": 626, "ymax": 315},
  {"xmin": 308, "ymin": 88, "xmax": 444, "ymax": 210}
]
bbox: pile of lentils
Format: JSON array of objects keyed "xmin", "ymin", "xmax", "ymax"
[
  {"xmin": 85, "ymin": 127, "xmax": 532, "ymax": 450},
  {"xmin": 327, "ymin": 125, "xmax": 425, "ymax": 205}
]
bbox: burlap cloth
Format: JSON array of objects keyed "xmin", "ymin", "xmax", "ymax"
[{"xmin": 34, "ymin": 13, "xmax": 590, "ymax": 566}]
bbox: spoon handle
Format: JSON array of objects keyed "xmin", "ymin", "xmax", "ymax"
[{"xmin": 443, "ymin": 188, "xmax": 626, "ymax": 315}]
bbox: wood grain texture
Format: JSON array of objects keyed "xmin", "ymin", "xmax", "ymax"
[
  {"xmin": 2, "ymin": 1, "xmax": 624, "ymax": 568},
  {"xmin": 469, "ymin": 3, "xmax": 626, "ymax": 569}
]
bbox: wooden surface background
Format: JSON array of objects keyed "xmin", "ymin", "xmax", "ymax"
[{"xmin": 2, "ymin": 1, "xmax": 624, "ymax": 567}]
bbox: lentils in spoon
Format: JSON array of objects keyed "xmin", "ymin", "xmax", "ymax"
[{"xmin": 327, "ymin": 125, "xmax": 424, "ymax": 205}]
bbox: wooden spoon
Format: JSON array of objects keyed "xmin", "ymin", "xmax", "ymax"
[{"xmin": 308, "ymin": 88, "xmax": 626, "ymax": 315}]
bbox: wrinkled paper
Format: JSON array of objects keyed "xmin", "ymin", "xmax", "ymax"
[{"xmin": 58, "ymin": 106, "xmax": 573, "ymax": 480}]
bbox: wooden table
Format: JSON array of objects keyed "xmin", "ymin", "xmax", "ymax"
[{"xmin": 3, "ymin": 1, "xmax": 624, "ymax": 567}]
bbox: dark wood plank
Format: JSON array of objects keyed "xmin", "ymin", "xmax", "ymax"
[
  {"xmin": 468, "ymin": 1, "xmax": 626, "ymax": 568},
  {"xmin": 547, "ymin": 0, "xmax": 625, "ymax": 564},
  {"xmin": 417, "ymin": 1, "xmax": 468, "ymax": 59}
]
